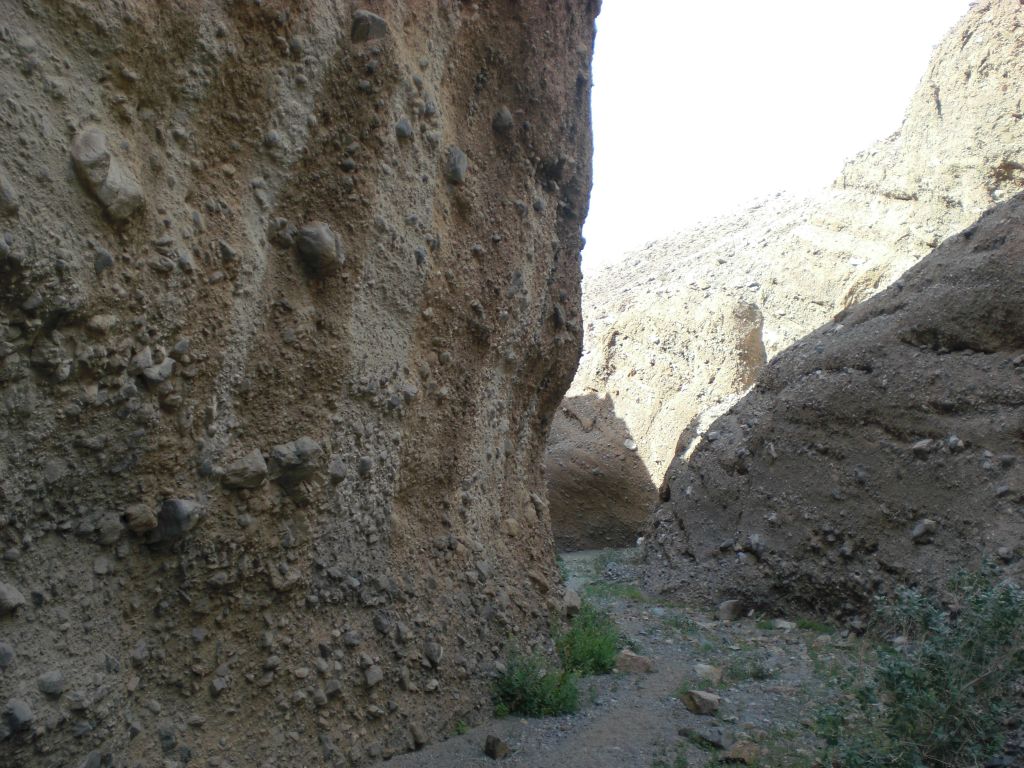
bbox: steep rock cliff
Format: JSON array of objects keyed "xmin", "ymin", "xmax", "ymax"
[{"xmin": 0, "ymin": 1, "xmax": 596, "ymax": 764}]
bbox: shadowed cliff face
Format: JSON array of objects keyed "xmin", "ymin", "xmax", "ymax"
[
  {"xmin": 645, "ymin": 191, "xmax": 1024, "ymax": 615},
  {"xmin": 546, "ymin": 296, "xmax": 765, "ymax": 549},
  {"xmin": 545, "ymin": 392, "xmax": 657, "ymax": 550},
  {"xmin": 0, "ymin": 1, "xmax": 598, "ymax": 763},
  {"xmin": 548, "ymin": 0, "xmax": 1024, "ymax": 550}
]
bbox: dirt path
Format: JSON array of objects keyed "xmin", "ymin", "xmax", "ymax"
[{"xmin": 387, "ymin": 549, "xmax": 858, "ymax": 768}]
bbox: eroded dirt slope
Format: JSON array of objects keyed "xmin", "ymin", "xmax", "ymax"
[
  {"xmin": 0, "ymin": 1, "xmax": 597, "ymax": 764},
  {"xmin": 645, "ymin": 191, "xmax": 1024, "ymax": 616}
]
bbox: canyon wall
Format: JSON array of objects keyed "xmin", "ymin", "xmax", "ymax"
[
  {"xmin": 547, "ymin": 0, "xmax": 1024, "ymax": 550},
  {"xmin": 0, "ymin": 1, "xmax": 597, "ymax": 764},
  {"xmin": 645, "ymin": 191, "xmax": 1024, "ymax": 616}
]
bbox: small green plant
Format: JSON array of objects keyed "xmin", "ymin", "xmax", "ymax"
[
  {"xmin": 679, "ymin": 725, "xmax": 720, "ymax": 751},
  {"xmin": 453, "ymin": 720, "xmax": 468, "ymax": 735},
  {"xmin": 591, "ymin": 550, "xmax": 619, "ymax": 577},
  {"xmin": 493, "ymin": 653, "xmax": 579, "ymax": 717},
  {"xmin": 818, "ymin": 567, "xmax": 1024, "ymax": 767},
  {"xmin": 557, "ymin": 601, "xmax": 622, "ymax": 675},
  {"xmin": 725, "ymin": 653, "xmax": 775, "ymax": 683},
  {"xmin": 651, "ymin": 744, "xmax": 689, "ymax": 768},
  {"xmin": 796, "ymin": 616, "xmax": 835, "ymax": 634},
  {"xmin": 662, "ymin": 614, "xmax": 699, "ymax": 635},
  {"xmin": 583, "ymin": 581, "xmax": 646, "ymax": 602}
]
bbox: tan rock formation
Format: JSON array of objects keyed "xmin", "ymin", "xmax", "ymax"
[
  {"xmin": 0, "ymin": 1, "xmax": 597, "ymax": 764},
  {"xmin": 645, "ymin": 190, "xmax": 1024, "ymax": 614},
  {"xmin": 548, "ymin": 0, "xmax": 1024, "ymax": 549}
]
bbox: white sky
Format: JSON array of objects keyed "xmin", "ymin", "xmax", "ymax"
[{"xmin": 582, "ymin": 0, "xmax": 972, "ymax": 273}]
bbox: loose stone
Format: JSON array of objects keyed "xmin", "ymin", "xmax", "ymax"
[
  {"xmin": 679, "ymin": 723, "xmax": 735, "ymax": 750},
  {"xmin": 717, "ymin": 599, "xmax": 743, "ymax": 621},
  {"xmin": 681, "ymin": 689, "xmax": 720, "ymax": 716},
  {"xmin": 562, "ymin": 588, "xmax": 581, "ymax": 618},
  {"xmin": 614, "ymin": 649, "xmax": 653, "ymax": 673},
  {"xmin": 484, "ymin": 734, "xmax": 510, "ymax": 759}
]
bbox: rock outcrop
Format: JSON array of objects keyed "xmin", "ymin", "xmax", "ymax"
[
  {"xmin": 644, "ymin": 191, "xmax": 1024, "ymax": 615},
  {"xmin": 0, "ymin": 2, "xmax": 597, "ymax": 765},
  {"xmin": 547, "ymin": 0, "xmax": 1024, "ymax": 549}
]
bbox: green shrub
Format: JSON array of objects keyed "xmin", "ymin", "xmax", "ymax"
[
  {"xmin": 725, "ymin": 653, "xmax": 775, "ymax": 683},
  {"xmin": 819, "ymin": 568, "xmax": 1024, "ymax": 767},
  {"xmin": 493, "ymin": 654, "xmax": 579, "ymax": 717},
  {"xmin": 796, "ymin": 616, "xmax": 835, "ymax": 634},
  {"xmin": 557, "ymin": 601, "xmax": 622, "ymax": 675},
  {"xmin": 583, "ymin": 581, "xmax": 646, "ymax": 602}
]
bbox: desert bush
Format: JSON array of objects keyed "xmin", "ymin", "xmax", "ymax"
[
  {"xmin": 557, "ymin": 601, "xmax": 622, "ymax": 675},
  {"xmin": 493, "ymin": 654, "xmax": 579, "ymax": 717},
  {"xmin": 819, "ymin": 567, "xmax": 1024, "ymax": 767}
]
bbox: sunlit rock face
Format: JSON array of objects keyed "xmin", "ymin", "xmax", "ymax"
[
  {"xmin": 0, "ymin": 1, "xmax": 598, "ymax": 764},
  {"xmin": 640, "ymin": 0, "xmax": 1024, "ymax": 612},
  {"xmin": 548, "ymin": 0, "xmax": 1024, "ymax": 551}
]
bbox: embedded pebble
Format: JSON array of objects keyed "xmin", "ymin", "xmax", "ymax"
[
  {"xmin": 269, "ymin": 436, "xmax": 323, "ymax": 484},
  {"xmin": 0, "ymin": 642, "xmax": 14, "ymax": 670},
  {"xmin": 352, "ymin": 10, "xmax": 389, "ymax": 42},
  {"xmin": 70, "ymin": 128, "xmax": 144, "ymax": 221},
  {"xmin": 911, "ymin": 518, "xmax": 938, "ymax": 543},
  {"xmin": 222, "ymin": 450, "xmax": 268, "ymax": 489},
  {"xmin": 0, "ymin": 583, "xmax": 26, "ymax": 615},
  {"xmin": 2, "ymin": 698, "xmax": 32, "ymax": 736},
  {"xmin": 148, "ymin": 499, "xmax": 203, "ymax": 544},
  {"xmin": 492, "ymin": 106, "xmax": 513, "ymax": 134},
  {"xmin": 37, "ymin": 670, "xmax": 65, "ymax": 697},
  {"xmin": 124, "ymin": 504, "xmax": 158, "ymax": 533},
  {"xmin": 0, "ymin": 169, "xmax": 18, "ymax": 217},
  {"xmin": 445, "ymin": 146, "xmax": 468, "ymax": 184},
  {"xmin": 395, "ymin": 118, "xmax": 413, "ymax": 140},
  {"xmin": 365, "ymin": 665, "xmax": 384, "ymax": 687},
  {"xmin": 295, "ymin": 222, "xmax": 344, "ymax": 276}
]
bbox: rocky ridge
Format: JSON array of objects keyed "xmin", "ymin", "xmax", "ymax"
[
  {"xmin": 547, "ymin": 0, "xmax": 1024, "ymax": 549},
  {"xmin": 645, "ymin": 189, "xmax": 1024, "ymax": 616},
  {"xmin": 0, "ymin": 1, "xmax": 597, "ymax": 765}
]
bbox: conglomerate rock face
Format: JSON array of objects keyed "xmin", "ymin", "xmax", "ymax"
[
  {"xmin": 644, "ymin": 191, "xmax": 1024, "ymax": 616},
  {"xmin": 0, "ymin": 1, "xmax": 597, "ymax": 764},
  {"xmin": 547, "ymin": 0, "xmax": 1024, "ymax": 549}
]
